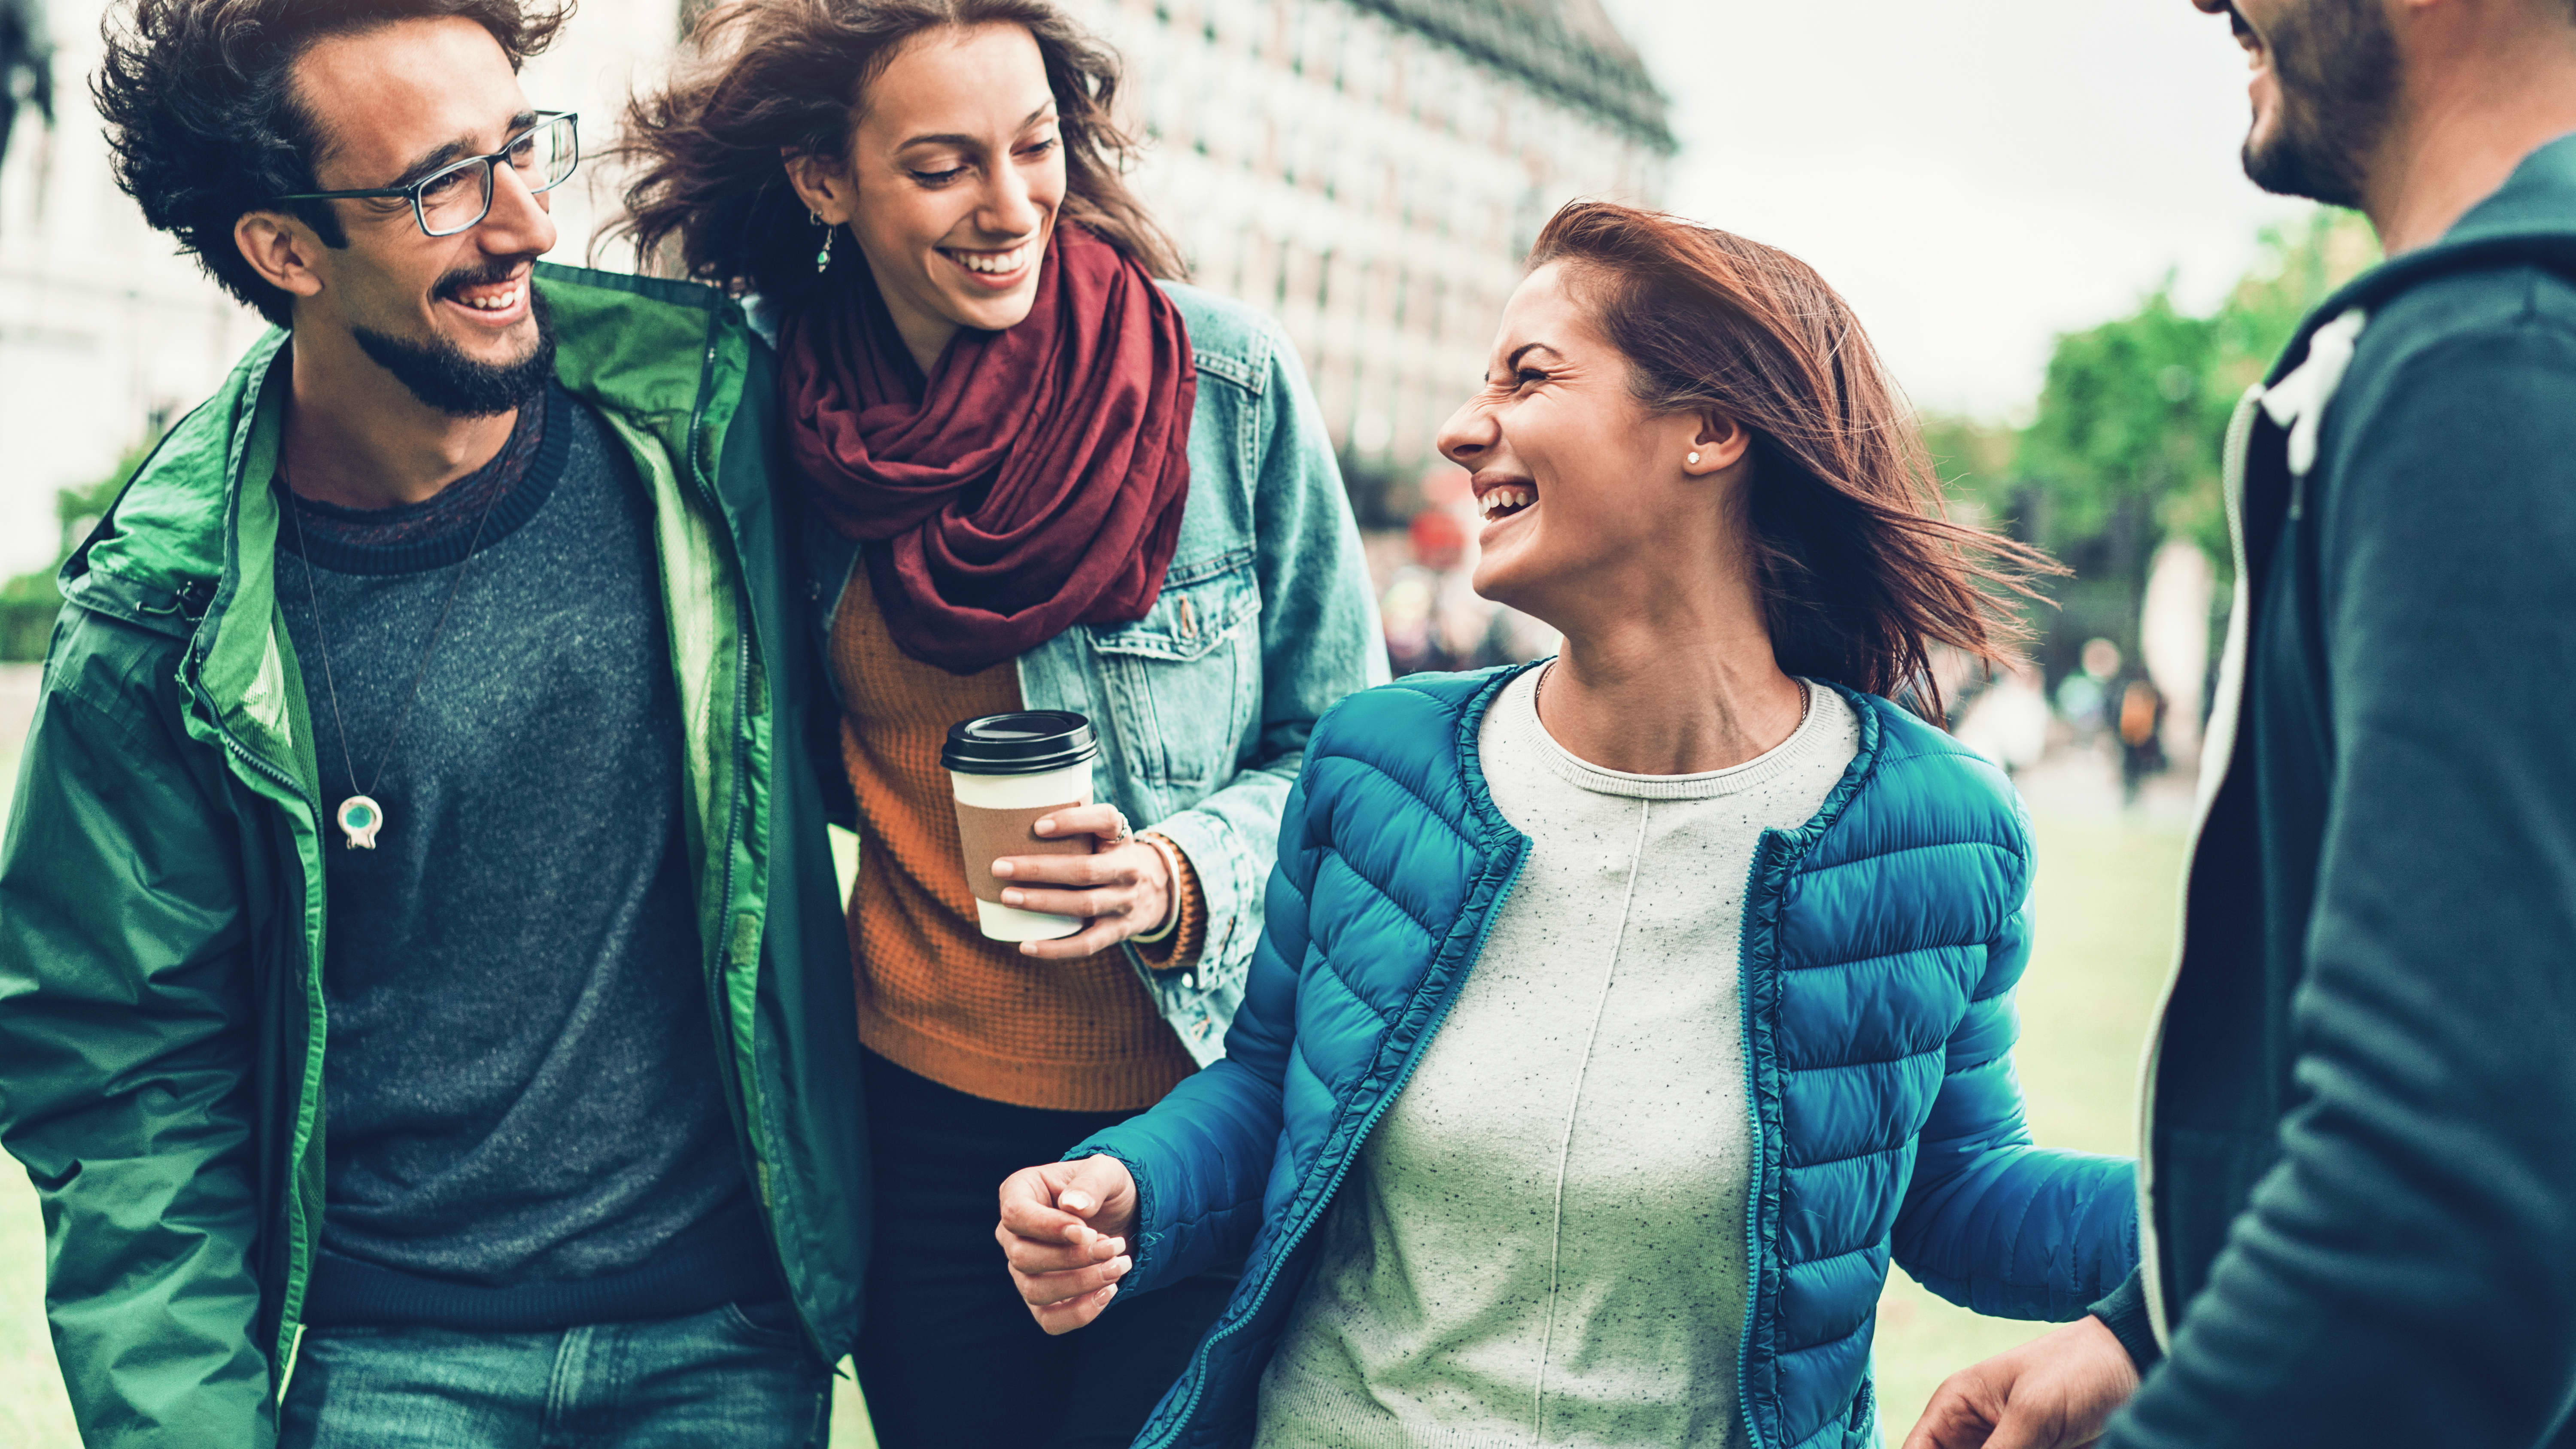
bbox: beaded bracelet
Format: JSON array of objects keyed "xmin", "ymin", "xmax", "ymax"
[{"xmin": 1130, "ymin": 832, "xmax": 1189, "ymax": 946}]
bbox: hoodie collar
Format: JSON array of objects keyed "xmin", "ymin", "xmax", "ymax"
[{"xmin": 2270, "ymin": 130, "xmax": 2576, "ymax": 386}]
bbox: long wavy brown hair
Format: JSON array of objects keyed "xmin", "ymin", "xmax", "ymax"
[
  {"xmin": 1529, "ymin": 201, "xmax": 2060, "ymax": 725},
  {"xmin": 610, "ymin": 0, "xmax": 1183, "ymax": 309}
]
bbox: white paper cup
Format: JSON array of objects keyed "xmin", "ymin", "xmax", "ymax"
[
  {"xmin": 941, "ymin": 711, "xmax": 1105, "ymax": 944},
  {"xmin": 949, "ymin": 762, "xmax": 1096, "ymax": 942}
]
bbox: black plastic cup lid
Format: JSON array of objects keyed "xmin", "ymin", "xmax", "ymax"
[{"xmin": 941, "ymin": 711, "xmax": 1100, "ymax": 776}]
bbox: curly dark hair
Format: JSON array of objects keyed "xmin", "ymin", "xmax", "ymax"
[
  {"xmin": 94, "ymin": 0, "xmax": 572, "ymax": 327},
  {"xmin": 611, "ymin": 0, "xmax": 1182, "ymax": 311}
]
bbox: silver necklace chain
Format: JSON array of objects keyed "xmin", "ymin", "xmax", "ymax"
[{"xmin": 283, "ymin": 463, "xmax": 512, "ymax": 826}]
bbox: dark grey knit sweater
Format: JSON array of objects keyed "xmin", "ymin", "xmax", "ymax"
[{"xmin": 274, "ymin": 383, "xmax": 772, "ymax": 1331}]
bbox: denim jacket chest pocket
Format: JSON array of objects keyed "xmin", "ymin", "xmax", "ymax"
[{"xmin": 1080, "ymin": 547, "xmax": 1262, "ymax": 800}]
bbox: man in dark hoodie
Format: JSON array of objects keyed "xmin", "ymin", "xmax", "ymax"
[{"xmin": 1904, "ymin": 3, "xmax": 2576, "ymax": 1448}]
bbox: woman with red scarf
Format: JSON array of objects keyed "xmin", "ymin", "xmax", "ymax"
[{"xmin": 615, "ymin": 3, "xmax": 1383, "ymax": 1444}]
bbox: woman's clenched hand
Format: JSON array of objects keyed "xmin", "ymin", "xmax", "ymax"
[{"xmin": 996, "ymin": 1154, "xmax": 1142, "ymax": 1334}]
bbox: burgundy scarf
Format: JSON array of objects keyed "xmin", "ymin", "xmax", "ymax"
[{"xmin": 778, "ymin": 223, "xmax": 1196, "ymax": 675}]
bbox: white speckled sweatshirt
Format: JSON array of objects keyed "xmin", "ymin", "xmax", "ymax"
[{"xmin": 1254, "ymin": 666, "xmax": 1860, "ymax": 1449}]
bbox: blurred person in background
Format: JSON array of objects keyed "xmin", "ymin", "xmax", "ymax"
[
  {"xmin": 1380, "ymin": 505, "xmax": 1467, "ymax": 674},
  {"xmin": 1908, "ymin": 0, "xmax": 2576, "ymax": 1446},
  {"xmin": 2053, "ymin": 636, "xmax": 2123, "ymax": 740},
  {"xmin": 0, "ymin": 0, "xmax": 48, "ymax": 188},
  {"xmin": 1955, "ymin": 659, "xmax": 2052, "ymax": 779},
  {"xmin": 2113, "ymin": 675, "xmax": 2166, "ymax": 807},
  {"xmin": 1380, "ymin": 472, "xmax": 1558, "ymax": 674},
  {"xmin": 613, "ymin": 3, "xmax": 1383, "ymax": 1445},
  {"xmin": 995, "ymin": 200, "xmax": 2135, "ymax": 1449},
  {"xmin": 0, "ymin": 0, "xmax": 870, "ymax": 1444}
]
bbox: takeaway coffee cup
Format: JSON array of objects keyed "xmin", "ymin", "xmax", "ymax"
[{"xmin": 943, "ymin": 711, "xmax": 1104, "ymax": 943}]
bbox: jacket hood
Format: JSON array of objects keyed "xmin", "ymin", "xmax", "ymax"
[
  {"xmin": 63, "ymin": 333, "xmax": 280, "ymax": 624},
  {"xmin": 2272, "ymin": 130, "xmax": 2576, "ymax": 384}
]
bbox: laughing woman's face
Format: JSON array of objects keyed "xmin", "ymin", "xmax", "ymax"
[
  {"xmin": 790, "ymin": 22, "xmax": 1068, "ymax": 368},
  {"xmin": 1433, "ymin": 263, "xmax": 1747, "ymax": 632}
]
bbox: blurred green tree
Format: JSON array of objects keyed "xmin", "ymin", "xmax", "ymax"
[
  {"xmin": 0, "ymin": 444, "xmax": 154, "ymax": 662},
  {"xmin": 1932, "ymin": 207, "xmax": 2378, "ymax": 681}
]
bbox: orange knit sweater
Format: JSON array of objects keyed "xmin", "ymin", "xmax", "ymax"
[{"xmin": 831, "ymin": 580, "xmax": 1198, "ymax": 1112}]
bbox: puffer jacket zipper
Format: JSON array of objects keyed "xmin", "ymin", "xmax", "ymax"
[
  {"xmin": 1732, "ymin": 833, "xmax": 1780, "ymax": 1449},
  {"xmin": 1140, "ymin": 668, "xmax": 1541, "ymax": 1449},
  {"xmin": 1140, "ymin": 837, "xmax": 1531, "ymax": 1449},
  {"xmin": 1728, "ymin": 693, "xmax": 1883, "ymax": 1449}
]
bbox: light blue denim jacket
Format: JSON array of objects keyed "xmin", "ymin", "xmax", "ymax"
[{"xmin": 787, "ymin": 283, "xmax": 1388, "ymax": 1063}]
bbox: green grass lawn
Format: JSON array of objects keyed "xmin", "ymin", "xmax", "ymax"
[{"xmin": 0, "ymin": 771, "xmax": 2179, "ymax": 1446}]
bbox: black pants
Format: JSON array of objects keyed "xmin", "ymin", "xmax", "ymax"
[{"xmin": 855, "ymin": 1051, "xmax": 1233, "ymax": 1449}]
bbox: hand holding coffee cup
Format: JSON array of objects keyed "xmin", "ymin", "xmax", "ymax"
[
  {"xmin": 944, "ymin": 712, "xmax": 1179, "ymax": 958},
  {"xmin": 991, "ymin": 803, "xmax": 1177, "ymax": 960}
]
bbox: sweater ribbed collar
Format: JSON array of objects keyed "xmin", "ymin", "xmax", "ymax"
[{"xmin": 1493, "ymin": 665, "xmax": 1847, "ymax": 801}]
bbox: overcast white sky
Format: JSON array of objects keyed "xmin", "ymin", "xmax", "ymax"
[{"xmin": 1592, "ymin": 0, "xmax": 2314, "ymax": 419}]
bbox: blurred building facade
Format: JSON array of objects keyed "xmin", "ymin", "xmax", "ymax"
[
  {"xmin": 1060, "ymin": 0, "xmax": 1671, "ymax": 511},
  {"xmin": 0, "ymin": 0, "xmax": 1665, "ymax": 582}
]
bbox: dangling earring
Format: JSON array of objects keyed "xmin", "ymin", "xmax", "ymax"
[
  {"xmin": 1686, "ymin": 451, "xmax": 1702, "ymax": 466},
  {"xmin": 813, "ymin": 211, "xmax": 835, "ymax": 274}
]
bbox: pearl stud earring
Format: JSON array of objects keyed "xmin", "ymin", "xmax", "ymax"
[{"xmin": 1687, "ymin": 451, "xmax": 1702, "ymax": 465}]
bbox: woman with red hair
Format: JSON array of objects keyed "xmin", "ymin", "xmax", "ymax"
[{"xmin": 1000, "ymin": 201, "xmax": 2138, "ymax": 1449}]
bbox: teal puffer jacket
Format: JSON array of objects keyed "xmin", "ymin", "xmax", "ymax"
[{"xmin": 1075, "ymin": 665, "xmax": 2137, "ymax": 1449}]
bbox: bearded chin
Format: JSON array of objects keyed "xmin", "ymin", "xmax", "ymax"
[
  {"xmin": 2240, "ymin": 0, "xmax": 2399, "ymax": 211},
  {"xmin": 352, "ymin": 286, "xmax": 559, "ymax": 419},
  {"xmin": 2242, "ymin": 117, "xmax": 2371, "ymax": 210}
]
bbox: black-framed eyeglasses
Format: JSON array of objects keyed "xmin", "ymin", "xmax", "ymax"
[{"xmin": 274, "ymin": 112, "xmax": 579, "ymax": 239}]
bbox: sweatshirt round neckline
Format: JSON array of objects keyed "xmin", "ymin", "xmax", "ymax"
[{"xmin": 1495, "ymin": 665, "xmax": 1844, "ymax": 801}]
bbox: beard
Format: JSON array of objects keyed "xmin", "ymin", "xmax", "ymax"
[
  {"xmin": 2239, "ymin": 0, "xmax": 2401, "ymax": 208},
  {"xmin": 352, "ymin": 268, "xmax": 558, "ymax": 418}
]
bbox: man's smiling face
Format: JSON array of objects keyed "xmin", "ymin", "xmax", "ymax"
[
  {"xmin": 2223, "ymin": 0, "xmax": 2401, "ymax": 208},
  {"xmin": 283, "ymin": 15, "xmax": 560, "ymax": 413}
]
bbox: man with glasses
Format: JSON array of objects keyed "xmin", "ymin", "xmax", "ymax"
[{"xmin": 0, "ymin": 2, "xmax": 866, "ymax": 1445}]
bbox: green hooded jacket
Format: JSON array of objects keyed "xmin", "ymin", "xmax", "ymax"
[{"xmin": 0, "ymin": 264, "xmax": 868, "ymax": 1447}]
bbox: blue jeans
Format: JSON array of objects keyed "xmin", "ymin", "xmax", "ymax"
[{"xmin": 277, "ymin": 1303, "xmax": 832, "ymax": 1448}]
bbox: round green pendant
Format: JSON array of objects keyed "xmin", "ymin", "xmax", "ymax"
[{"xmin": 337, "ymin": 795, "xmax": 385, "ymax": 850}]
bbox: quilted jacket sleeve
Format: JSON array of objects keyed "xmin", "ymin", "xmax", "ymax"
[
  {"xmin": 1889, "ymin": 829, "xmax": 2139, "ymax": 1322},
  {"xmin": 1069, "ymin": 763, "xmax": 1317, "ymax": 1294},
  {"xmin": 0, "ymin": 641, "xmax": 276, "ymax": 1449}
]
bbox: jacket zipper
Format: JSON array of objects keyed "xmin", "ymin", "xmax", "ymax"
[
  {"xmin": 191, "ymin": 656, "xmax": 328, "ymax": 1382},
  {"xmin": 1732, "ymin": 833, "xmax": 1780, "ymax": 1449},
  {"xmin": 1142, "ymin": 838, "xmax": 1531, "ymax": 1449},
  {"xmin": 1722, "ymin": 693, "xmax": 1880, "ymax": 1449},
  {"xmin": 2132, "ymin": 384, "xmax": 2266, "ymax": 1349},
  {"xmin": 680, "ymin": 325, "xmax": 828, "ymax": 1363}
]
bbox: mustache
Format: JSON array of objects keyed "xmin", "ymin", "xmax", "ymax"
[
  {"xmin": 2229, "ymin": 3, "xmax": 2256, "ymax": 43},
  {"xmin": 431, "ymin": 257, "xmax": 539, "ymax": 302}
]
